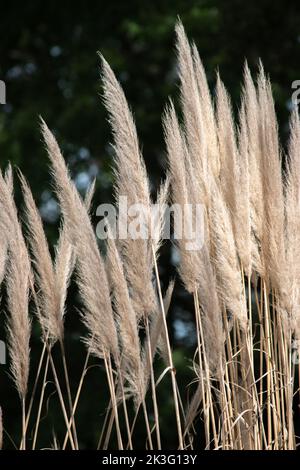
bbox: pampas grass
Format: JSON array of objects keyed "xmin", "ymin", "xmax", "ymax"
[
  {"xmin": 0, "ymin": 171, "xmax": 31, "ymax": 402},
  {"xmin": 0, "ymin": 170, "xmax": 31, "ymax": 450},
  {"xmin": 20, "ymin": 173, "xmax": 65, "ymax": 343},
  {"xmin": 101, "ymin": 55, "xmax": 156, "ymax": 320},
  {"xmin": 41, "ymin": 119, "xmax": 119, "ymax": 362},
  {"xmin": 0, "ymin": 20, "xmax": 300, "ymax": 451}
]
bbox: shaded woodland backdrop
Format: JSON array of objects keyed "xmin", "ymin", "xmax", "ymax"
[{"xmin": 0, "ymin": 0, "xmax": 300, "ymax": 449}]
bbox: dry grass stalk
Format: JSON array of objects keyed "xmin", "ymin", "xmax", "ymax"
[
  {"xmin": 106, "ymin": 231, "xmax": 144, "ymax": 406},
  {"xmin": 101, "ymin": 55, "xmax": 156, "ymax": 320},
  {"xmin": 284, "ymin": 109, "xmax": 300, "ymax": 336},
  {"xmin": 210, "ymin": 183, "xmax": 248, "ymax": 331},
  {"xmin": 41, "ymin": 120, "xmax": 125, "ymax": 448},
  {"xmin": 175, "ymin": 21, "xmax": 208, "ymax": 184},
  {"xmin": 20, "ymin": 173, "xmax": 64, "ymax": 343},
  {"xmin": 257, "ymin": 65, "xmax": 285, "ymax": 292},
  {"xmin": 0, "ymin": 171, "xmax": 31, "ymax": 401},
  {"xmin": 41, "ymin": 118, "xmax": 118, "ymax": 361}
]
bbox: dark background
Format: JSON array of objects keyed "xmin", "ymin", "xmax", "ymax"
[{"xmin": 0, "ymin": 0, "xmax": 299, "ymax": 449}]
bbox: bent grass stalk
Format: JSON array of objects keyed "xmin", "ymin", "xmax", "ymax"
[
  {"xmin": 145, "ymin": 319, "xmax": 161, "ymax": 449},
  {"xmin": 151, "ymin": 244, "xmax": 184, "ymax": 450},
  {"xmin": 32, "ymin": 353, "xmax": 50, "ymax": 449}
]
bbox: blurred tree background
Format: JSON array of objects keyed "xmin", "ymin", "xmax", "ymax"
[{"xmin": 0, "ymin": 0, "xmax": 300, "ymax": 449}]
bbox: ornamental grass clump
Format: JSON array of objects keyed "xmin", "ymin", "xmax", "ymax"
[{"xmin": 0, "ymin": 21, "xmax": 299, "ymax": 450}]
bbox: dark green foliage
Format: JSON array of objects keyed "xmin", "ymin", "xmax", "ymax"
[{"xmin": 0, "ymin": 0, "xmax": 299, "ymax": 449}]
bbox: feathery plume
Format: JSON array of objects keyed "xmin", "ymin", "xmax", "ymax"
[
  {"xmin": 163, "ymin": 101, "xmax": 202, "ymax": 293},
  {"xmin": 242, "ymin": 63, "xmax": 264, "ymax": 278},
  {"xmin": 164, "ymin": 103, "xmax": 223, "ymax": 371},
  {"xmin": 284, "ymin": 108, "xmax": 300, "ymax": 335},
  {"xmin": 192, "ymin": 43, "xmax": 219, "ymax": 178},
  {"xmin": 175, "ymin": 21, "xmax": 207, "ymax": 182},
  {"xmin": 20, "ymin": 173, "xmax": 64, "ymax": 343},
  {"xmin": 0, "ymin": 165, "xmax": 13, "ymax": 284},
  {"xmin": 215, "ymin": 75, "xmax": 240, "ymax": 215},
  {"xmin": 236, "ymin": 101, "xmax": 252, "ymax": 276},
  {"xmin": 257, "ymin": 63, "xmax": 285, "ymax": 291},
  {"xmin": 210, "ymin": 183, "xmax": 248, "ymax": 330},
  {"xmin": 101, "ymin": 55, "xmax": 156, "ymax": 319},
  {"xmin": 4, "ymin": 163, "xmax": 13, "ymax": 193},
  {"xmin": 0, "ymin": 171, "xmax": 31, "ymax": 399},
  {"xmin": 215, "ymin": 74, "xmax": 253, "ymax": 276},
  {"xmin": 52, "ymin": 182, "xmax": 95, "ymax": 328},
  {"xmin": 41, "ymin": 118, "xmax": 118, "ymax": 360},
  {"xmin": 0, "ymin": 232, "xmax": 7, "ymax": 286},
  {"xmin": 151, "ymin": 176, "xmax": 170, "ymax": 262},
  {"xmin": 106, "ymin": 230, "xmax": 144, "ymax": 406}
]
